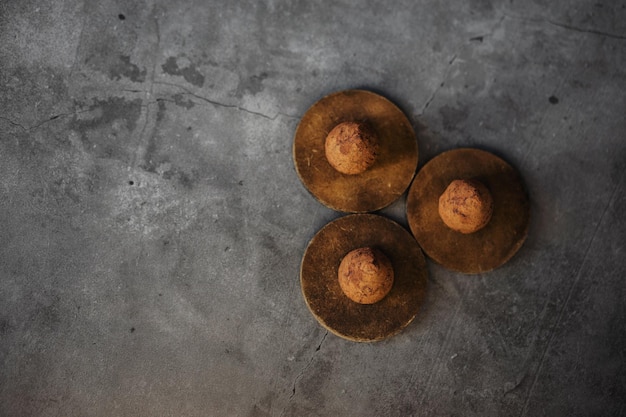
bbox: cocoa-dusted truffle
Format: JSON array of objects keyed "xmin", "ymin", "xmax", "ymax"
[
  {"xmin": 438, "ymin": 179, "xmax": 494, "ymax": 234},
  {"xmin": 338, "ymin": 247, "xmax": 394, "ymax": 304},
  {"xmin": 324, "ymin": 121, "xmax": 379, "ymax": 175}
]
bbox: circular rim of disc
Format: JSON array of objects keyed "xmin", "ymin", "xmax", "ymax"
[
  {"xmin": 293, "ymin": 89, "xmax": 418, "ymax": 213},
  {"xmin": 406, "ymin": 148, "xmax": 530, "ymax": 274},
  {"xmin": 300, "ymin": 214, "xmax": 428, "ymax": 342}
]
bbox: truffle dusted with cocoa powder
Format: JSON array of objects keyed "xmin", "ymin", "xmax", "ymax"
[
  {"xmin": 438, "ymin": 179, "xmax": 494, "ymax": 234},
  {"xmin": 324, "ymin": 121, "xmax": 379, "ymax": 175},
  {"xmin": 338, "ymin": 246, "xmax": 394, "ymax": 304}
]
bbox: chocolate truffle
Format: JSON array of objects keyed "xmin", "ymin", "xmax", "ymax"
[
  {"xmin": 338, "ymin": 247, "xmax": 394, "ymax": 304},
  {"xmin": 324, "ymin": 121, "xmax": 379, "ymax": 175},
  {"xmin": 438, "ymin": 179, "xmax": 494, "ymax": 234}
]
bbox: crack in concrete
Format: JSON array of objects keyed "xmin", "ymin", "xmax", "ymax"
[
  {"xmin": 469, "ymin": 14, "xmax": 507, "ymax": 42},
  {"xmin": 503, "ymin": 372, "xmax": 529, "ymax": 397},
  {"xmin": 420, "ymin": 54, "xmax": 457, "ymax": 115},
  {"xmin": 132, "ymin": 15, "xmax": 161, "ymax": 168},
  {"xmin": 502, "ymin": 12, "xmax": 626, "ymax": 40},
  {"xmin": 420, "ymin": 10, "xmax": 507, "ymax": 116},
  {"xmin": 151, "ymin": 18, "xmax": 161, "ymax": 96},
  {"xmin": 0, "ymin": 110, "xmax": 91, "ymax": 132},
  {"xmin": 153, "ymin": 81, "xmax": 299, "ymax": 121},
  {"xmin": 30, "ymin": 111, "xmax": 89, "ymax": 130},
  {"xmin": 68, "ymin": 0, "xmax": 87, "ymax": 83},
  {"xmin": 278, "ymin": 331, "xmax": 328, "ymax": 417},
  {"xmin": 546, "ymin": 20, "xmax": 626, "ymax": 40},
  {"xmin": 0, "ymin": 116, "xmax": 28, "ymax": 131}
]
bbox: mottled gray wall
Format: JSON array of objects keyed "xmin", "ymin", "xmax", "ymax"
[{"xmin": 1, "ymin": 0, "xmax": 624, "ymax": 416}]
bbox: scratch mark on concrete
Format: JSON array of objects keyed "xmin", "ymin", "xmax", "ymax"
[
  {"xmin": 519, "ymin": 60, "xmax": 577, "ymax": 169},
  {"xmin": 479, "ymin": 276, "xmax": 511, "ymax": 357},
  {"xmin": 518, "ymin": 175, "xmax": 623, "ymax": 417},
  {"xmin": 405, "ymin": 275, "xmax": 464, "ymax": 394},
  {"xmin": 419, "ymin": 300, "xmax": 462, "ymax": 402}
]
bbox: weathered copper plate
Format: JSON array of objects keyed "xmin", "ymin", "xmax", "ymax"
[
  {"xmin": 300, "ymin": 214, "xmax": 428, "ymax": 342},
  {"xmin": 293, "ymin": 90, "xmax": 418, "ymax": 213},
  {"xmin": 406, "ymin": 148, "xmax": 530, "ymax": 274}
]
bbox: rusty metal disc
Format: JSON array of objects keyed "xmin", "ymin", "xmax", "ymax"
[
  {"xmin": 300, "ymin": 214, "xmax": 428, "ymax": 342},
  {"xmin": 293, "ymin": 90, "xmax": 418, "ymax": 213},
  {"xmin": 406, "ymin": 148, "xmax": 530, "ymax": 274}
]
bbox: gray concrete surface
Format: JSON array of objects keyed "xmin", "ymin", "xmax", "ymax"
[{"xmin": 1, "ymin": 0, "xmax": 625, "ymax": 416}]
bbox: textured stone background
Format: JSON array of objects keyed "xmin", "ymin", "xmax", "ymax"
[{"xmin": 1, "ymin": 0, "xmax": 624, "ymax": 416}]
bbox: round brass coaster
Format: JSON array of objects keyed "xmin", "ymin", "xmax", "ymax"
[
  {"xmin": 406, "ymin": 148, "xmax": 530, "ymax": 274},
  {"xmin": 293, "ymin": 90, "xmax": 418, "ymax": 213},
  {"xmin": 300, "ymin": 214, "xmax": 428, "ymax": 342}
]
